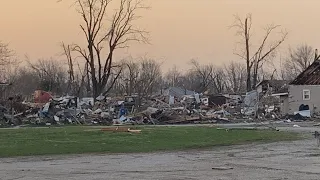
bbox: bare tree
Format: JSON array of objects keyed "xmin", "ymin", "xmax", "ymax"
[
  {"xmin": 0, "ymin": 42, "xmax": 18, "ymax": 82},
  {"xmin": 61, "ymin": 42, "xmax": 92, "ymax": 97},
  {"xmin": 26, "ymin": 58, "xmax": 68, "ymax": 94},
  {"xmin": 224, "ymin": 61, "xmax": 246, "ymax": 93},
  {"xmin": 61, "ymin": 43, "xmax": 76, "ymax": 92},
  {"xmin": 282, "ymin": 44, "xmax": 314, "ymax": 80},
  {"xmin": 180, "ymin": 71, "xmax": 200, "ymax": 92},
  {"xmin": 111, "ymin": 58, "xmax": 161, "ymax": 97},
  {"xmin": 109, "ymin": 60, "xmax": 135, "ymax": 96},
  {"xmin": 187, "ymin": 60, "xmax": 227, "ymax": 94},
  {"xmin": 136, "ymin": 58, "xmax": 162, "ymax": 97},
  {"xmin": 210, "ymin": 68, "xmax": 226, "ymax": 94},
  {"xmin": 189, "ymin": 59, "xmax": 214, "ymax": 93},
  {"xmin": 63, "ymin": 0, "xmax": 149, "ymax": 99},
  {"xmin": 122, "ymin": 60, "xmax": 140, "ymax": 95},
  {"xmin": 231, "ymin": 14, "xmax": 288, "ymax": 91},
  {"xmin": 0, "ymin": 42, "xmax": 15, "ymax": 66},
  {"xmin": 6, "ymin": 67, "xmax": 41, "ymax": 97},
  {"xmin": 164, "ymin": 65, "xmax": 182, "ymax": 87}
]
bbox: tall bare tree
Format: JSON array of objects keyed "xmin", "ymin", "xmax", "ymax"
[
  {"xmin": 224, "ymin": 61, "xmax": 246, "ymax": 93},
  {"xmin": 231, "ymin": 14, "xmax": 288, "ymax": 91},
  {"xmin": 180, "ymin": 71, "xmax": 200, "ymax": 92},
  {"xmin": 282, "ymin": 44, "xmax": 314, "ymax": 80},
  {"xmin": 0, "ymin": 42, "xmax": 18, "ymax": 82},
  {"xmin": 123, "ymin": 60, "xmax": 140, "ymax": 95},
  {"xmin": 164, "ymin": 65, "xmax": 182, "ymax": 87},
  {"xmin": 0, "ymin": 42, "xmax": 14, "ymax": 66},
  {"xmin": 61, "ymin": 42, "xmax": 92, "ymax": 97},
  {"xmin": 65, "ymin": 0, "xmax": 148, "ymax": 99},
  {"xmin": 187, "ymin": 60, "xmax": 227, "ymax": 94},
  {"xmin": 113, "ymin": 59, "xmax": 139, "ymax": 96},
  {"xmin": 6, "ymin": 67, "xmax": 40, "ymax": 97},
  {"xmin": 111, "ymin": 58, "xmax": 161, "ymax": 97},
  {"xmin": 26, "ymin": 58, "xmax": 67, "ymax": 94},
  {"xmin": 189, "ymin": 59, "xmax": 214, "ymax": 93},
  {"xmin": 210, "ymin": 68, "xmax": 226, "ymax": 94},
  {"xmin": 61, "ymin": 43, "xmax": 76, "ymax": 92},
  {"xmin": 136, "ymin": 58, "xmax": 162, "ymax": 97}
]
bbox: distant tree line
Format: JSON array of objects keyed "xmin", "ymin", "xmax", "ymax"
[
  {"xmin": 0, "ymin": 4, "xmax": 317, "ymax": 99},
  {"xmin": 0, "ymin": 43, "xmax": 313, "ymax": 100}
]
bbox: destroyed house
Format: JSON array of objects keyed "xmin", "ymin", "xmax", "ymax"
[{"xmin": 288, "ymin": 59, "xmax": 320, "ymax": 116}]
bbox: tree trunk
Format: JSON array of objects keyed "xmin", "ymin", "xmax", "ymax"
[
  {"xmin": 252, "ymin": 69, "xmax": 258, "ymax": 90},
  {"xmin": 245, "ymin": 18, "xmax": 251, "ymax": 92},
  {"xmin": 246, "ymin": 63, "xmax": 251, "ymax": 92},
  {"xmin": 86, "ymin": 62, "xmax": 91, "ymax": 96},
  {"xmin": 252, "ymin": 59, "xmax": 259, "ymax": 89},
  {"xmin": 88, "ymin": 39, "xmax": 100, "ymax": 100},
  {"xmin": 89, "ymin": 61, "xmax": 99, "ymax": 100}
]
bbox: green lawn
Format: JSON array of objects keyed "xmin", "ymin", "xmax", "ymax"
[{"xmin": 0, "ymin": 126, "xmax": 299, "ymax": 157}]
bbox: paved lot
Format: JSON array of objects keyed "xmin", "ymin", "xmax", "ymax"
[{"xmin": 1, "ymin": 125, "xmax": 320, "ymax": 180}]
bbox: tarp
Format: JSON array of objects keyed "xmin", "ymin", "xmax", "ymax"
[{"xmin": 294, "ymin": 110, "xmax": 311, "ymax": 117}]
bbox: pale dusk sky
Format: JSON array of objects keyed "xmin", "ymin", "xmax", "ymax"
[{"xmin": 0, "ymin": 0, "xmax": 319, "ymax": 70}]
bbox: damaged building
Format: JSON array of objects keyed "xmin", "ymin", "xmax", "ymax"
[
  {"xmin": 256, "ymin": 80, "xmax": 289, "ymax": 116},
  {"xmin": 256, "ymin": 80, "xmax": 289, "ymax": 95},
  {"xmin": 288, "ymin": 59, "xmax": 320, "ymax": 117}
]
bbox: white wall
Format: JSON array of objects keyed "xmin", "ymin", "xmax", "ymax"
[{"xmin": 288, "ymin": 85, "xmax": 320, "ymax": 115}]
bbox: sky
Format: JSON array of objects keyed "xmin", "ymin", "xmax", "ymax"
[{"xmin": 1, "ymin": 0, "xmax": 319, "ymax": 71}]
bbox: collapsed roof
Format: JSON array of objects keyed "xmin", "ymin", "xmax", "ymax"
[{"xmin": 290, "ymin": 60, "xmax": 320, "ymax": 85}]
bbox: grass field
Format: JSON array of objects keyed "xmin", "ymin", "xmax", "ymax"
[{"xmin": 0, "ymin": 126, "xmax": 300, "ymax": 157}]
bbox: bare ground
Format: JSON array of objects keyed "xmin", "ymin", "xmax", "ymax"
[{"xmin": 1, "ymin": 125, "xmax": 320, "ymax": 180}]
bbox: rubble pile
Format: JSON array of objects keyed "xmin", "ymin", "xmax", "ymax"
[
  {"xmin": 0, "ymin": 95, "xmax": 113, "ymax": 126},
  {"xmin": 0, "ymin": 88, "xmax": 313, "ymax": 127}
]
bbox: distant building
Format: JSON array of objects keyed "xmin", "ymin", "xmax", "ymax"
[{"xmin": 161, "ymin": 87, "xmax": 197, "ymax": 99}]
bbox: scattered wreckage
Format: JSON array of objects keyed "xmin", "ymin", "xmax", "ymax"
[{"xmin": 0, "ymin": 89, "xmax": 315, "ymax": 127}]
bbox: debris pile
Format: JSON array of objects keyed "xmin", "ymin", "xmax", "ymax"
[{"xmin": 0, "ymin": 87, "xmax": 313, "ymax": 127}]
